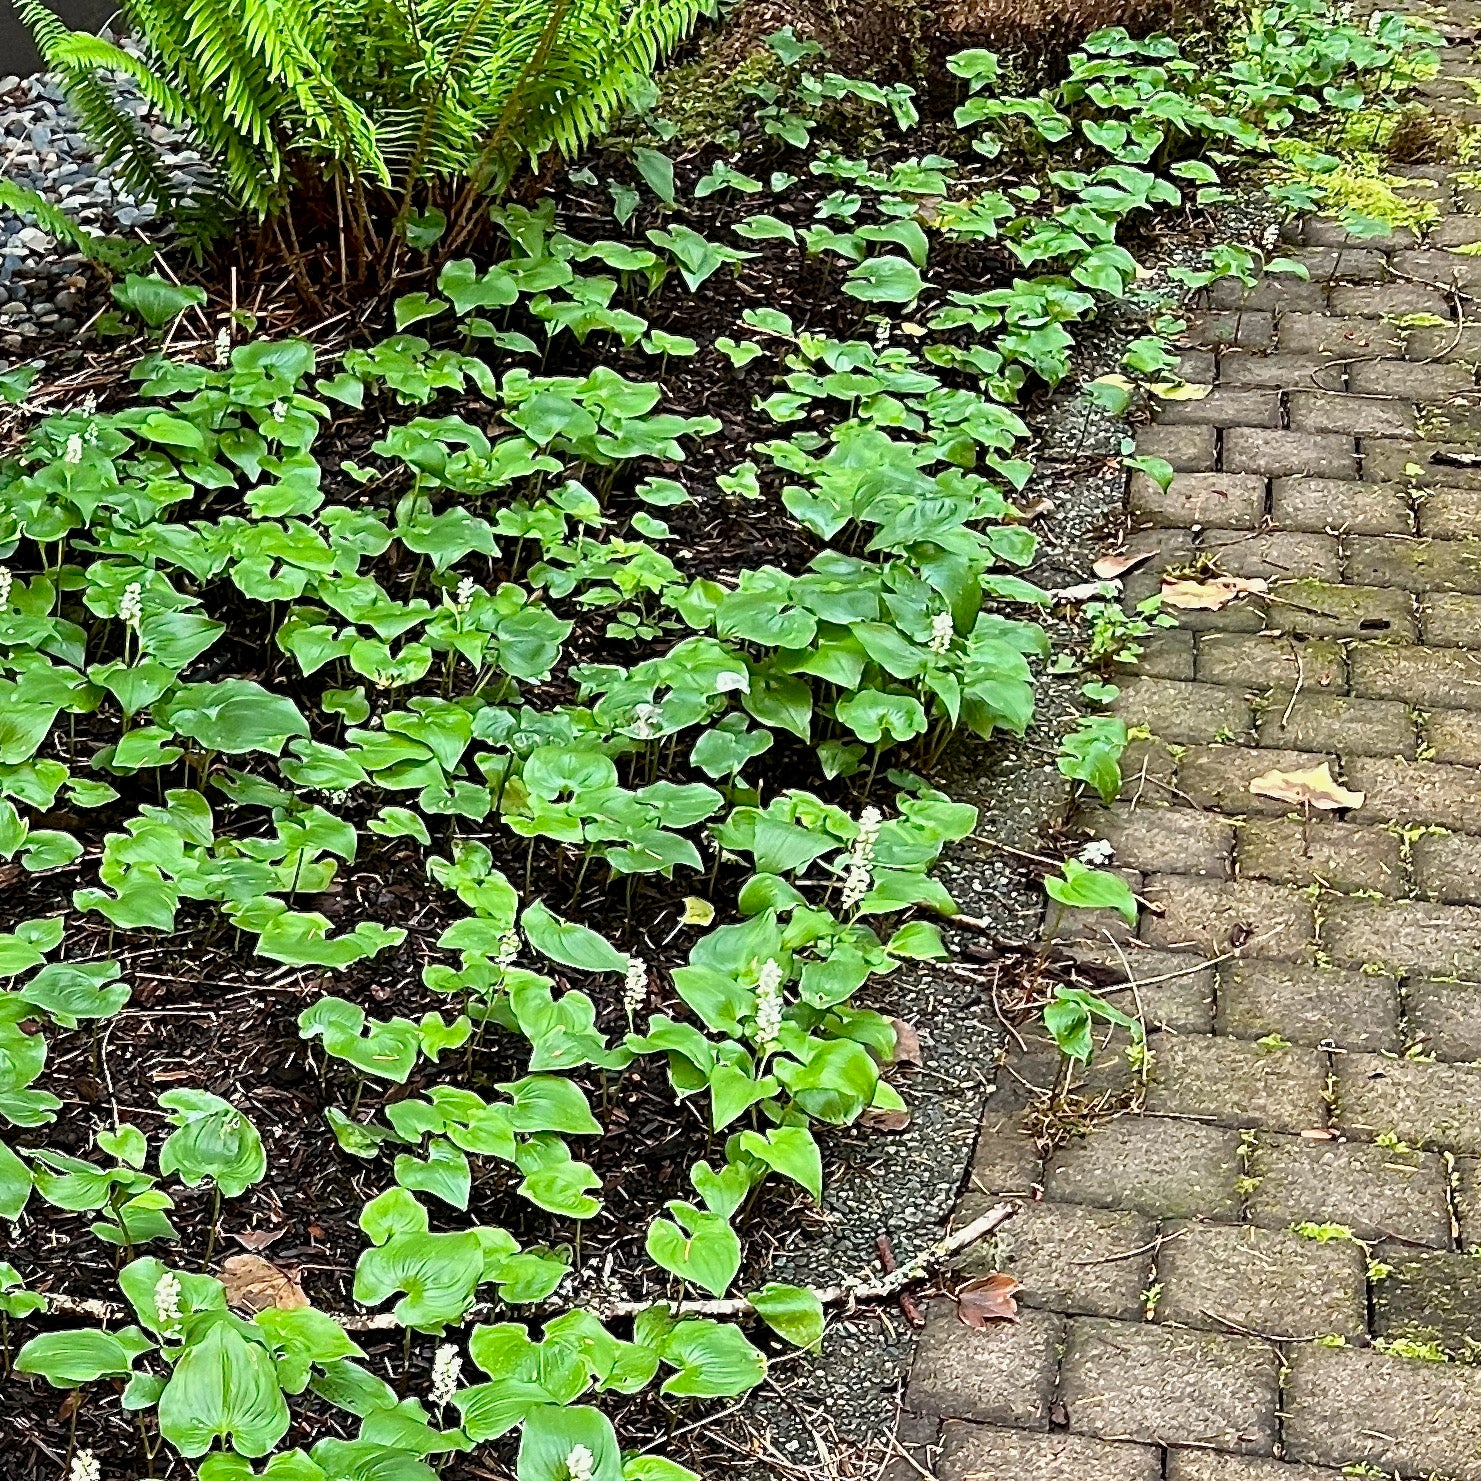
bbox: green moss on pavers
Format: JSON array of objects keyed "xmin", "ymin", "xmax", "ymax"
[
  {"xmin": 1237, "ymin": 817, "xmax": 1403, "ymax": 895},
  {"xmin": 1266, "ymin": 579, "xmax": 1418, "ymax": 640},
  {"xmin": 1336, "ymin": 1052, "xmax": 1481, "ymax": 1155},
  {"xmin": 1140, "ymin": 875, "xmax": 1317, "ymax": 960},
  {"xmin": 1372, "ymin": 1248, "xmax": 1481, "ymax": 1357},
  {"xmin": 1195, "ymin": 633, "xmax": 1347, "ymax": 692},
  {"xmin": 1347, "ymin": 534, "xmax": 1481, "ymax": 594},
  {"xmin": 1256, "ymin": 692, "xmax": 1417, "ymax": 758},
  {"xmin": 1144, "ymin": 1031, "xmax": 1329, "ymax": 1133},
  {"xmin": 938, "ymin": 1424, "xmax": 1160, "ymax": 1481},
  {"xmin": 1406, "ymin": 975, "xmax": 1481, "ymax": 1059},
  {"xmin": 1321, "ymin": 897, "xmax": 1481, "ymax": 977},
  {"xmin": 1215, "ymin": 959, "xmax": 1401, "ymax": 1053},
  {"xmin": 1413, "ymin": 833, "xmax": 1481, "ymax": 904},
  {"xmin": 1351, "ymin": 644, "xmax": 1481, "ymax": 710}
]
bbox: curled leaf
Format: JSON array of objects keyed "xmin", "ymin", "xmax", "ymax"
[
  {"xmin": 1160, "ymin": 576, "xmax": 1268, "ymax": 610},
  {"xmin": 957, "ymin": 1272, "xmax": 1022, "ymax": 1327},
  {"xmin": 1249, "ymin": 762, "xmax": 1364, "ymax": 811},
  {"xmin": 221, "ymin": 1254, "xmax": 308, "ymax": 1313},
  {"xmin": 1092, "ymin": 549, "xmax": 1155, "ymax": 581}
]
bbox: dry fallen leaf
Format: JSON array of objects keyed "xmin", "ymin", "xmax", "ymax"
[
  {"xmin": 890, "ymin": 1017, "xmax": 923, "ymax": 1066},
  {"xmin": 228, "ymin": 1227, "xmax": 286, "ymax": 1252},
  {"xmin": 221, "ymin": 1254, "xmax": 309, "ymax": 1313},
  {"xmin": 859, "ymin": 1106, "xmax": 911, "ymax": 1132},
  {"xmin": 1249, "ymin": 762, "xmax": 1364, "ymax": 812},
  {"xmin": 1150, "ymin": 380, "xmax": 1212, "ymax": 401},
  {"xmin": 1092, "ymin": 549, "xmax": 1155, "ymax": 581},
  {"xmin": 957, "ymin": 1272, "xmax": 1022, "ymax": 1327},
  {"xmin": 1160, "ymin": 576, "xmax": 1269, "ymax": 610},
  {"xmin": 1054, "ymin": 580, "xmax": 1117, "ymax": 603}
]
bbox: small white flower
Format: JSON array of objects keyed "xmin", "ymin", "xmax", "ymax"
[
  {"xmin": 496, "ymin": 928, "xmax": 520, "ymax": 971},
  {"xmin": 839, "ymin": 862, "xmax": 871, "ymax": 912},
  {"xmin": 429, "ymin": 1343, "xmax": 461, "ymax": 1407},
  {"xmin": 929, "ymin": 611, "xmax": 954, "ymax": 654},
  {"xmin": 79, "ymin": 392, "xmax": 97, "ymax": 415},
  {"xmin": 631, "ymin": 701, "xmax": 661, "ymax": 740},
  {"xmin": 753, "ymin": 958, "xmax": 785, "ymax": 1051},
  {"xmin": 454, "ymin": 575, "xmax": 475, "ymax": 612},
  {"xmin": 214, "ymin": 326, "xmax": 232, "ymax": 366},
  {"xmin": 118, "ymin": 581, "xmax": 143, "ymax": 627},
  {"xmin": 153, "ymin": 1269, "xmax": 182, "ymax": 1326},
  {"xmin": 565, "ymin": 1444, "xmax": 596, "ymax": 1481},
  {"xmin": 623, "ymin": 956, "xmax": 648, "ymax": 1020},
  {"xmin": 1079, "ymin": 839, "xmax": 1116, "ymax": 866},
  {"xmin": 0, "ymin": 567, "xmax": 12, "ymax": 610},
  {"xmin": 69, "ymin": 1449, "xmax": 100, "ymax": 1481},
  {"xmin": 852, "ymin": 805, "xmax": 882, "ymax": 867},
  {"xmin": 270, "ymin": 400, "xmax": 287, "ymax": 421},
  {"xmin": 63, "ymin": 432, "xmax": 84, "ymax": 464}
]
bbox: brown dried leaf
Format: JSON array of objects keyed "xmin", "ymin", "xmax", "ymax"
[
  {"xmin": 957, "ymin": 1272, "xmax": 1022, "ymax": 1327},
  {"xmin": 1249, "ymin": 762, "xmax": 1364, "ymax": 811},
  {"xmin": 890, "ymin": 1017, "xmax": 923, "ymax": 1066},
  {"xmin": 1092, "ymin": 549, "xmax": 1155, "ymax": 581},
  {"xmin": 221, "ymin": 1253, "xmax": 308, "ymax": 1313},
  {"xmin": 1160, "ymin": 576, "xmax": 1269, "ymax": 610},
  {"xmin": 859, "ymin": 1106, "xmax": 911, "ymax": 1132},
  {"xmin": 228, "ymin": 1227, "xmax": 286, "ymax": 1252}
]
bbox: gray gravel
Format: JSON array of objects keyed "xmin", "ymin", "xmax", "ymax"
[{"xmin": 0, "ymin": 56, "xmax": 209, "ymax": 365}]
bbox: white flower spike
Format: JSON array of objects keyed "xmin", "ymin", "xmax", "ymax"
[
  {"xmin": 69, "ymin": 1450, "xmax": 101, "ymax": 1481},
  {"xmin": 753, "ymin": 958, "xmax": 784, "ymax": 1051},
  {"xmin": 153, "ymin": 1269, "xmax": 182, "ymax": 1325},
  {"xmin": 929, "ymin": 611, "xmax": 954, "ymax": 654},
  {"xmin": 429, "ymin": 1343, "xmax": 461, "ymax": 1407},
  {"xmin": 118, "ymin": 582, "xmax": 143, "ymax": 627},
  {"xmin": 565, "ymin": 1444, "xmax": 596, "ymax": 1481},
  {"xmin": 623, "ymin": 956, "xmax": 648, "ymax": 1020}
]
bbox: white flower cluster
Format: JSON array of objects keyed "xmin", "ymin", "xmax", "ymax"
[
  {"xmin": 429, "ymin": 1343, "xmax": 461, "ymax": 1407},
  {"xmin": 631, "ymin": 701, "xmax": 661, "ymax": 740},
  {"xmin": 69, "ymin": 1450, "xmax": 100, "ymax": 1481},
  {"xmin": 623, "ymin": 956, "xmax": 648, "ymax": 1020},
  {"xmin": 64, "ymin": 432, "xmax": 84, "ymax": 465},
  {"xmin": 753, "ymin": 957, "xmax": 784, "ymax": 1051},
  {"xmin": 0, "ymin": 567, "xmax": 12, "ymax": 610},
  {"xmin": 454, "ymin": 575, "xmax": 476, "ymax": 612},
  {"xmin": 839, "ymin": 805, "xmax": 882, "ymax": 912},
  {"xmin": 118, "ymin": 582, "xmax": 143, "ymax": 627},
  {"xmin": 496, "ymin": 928, "xmax": 520, "ymax": 972},
  {"xmin": 215, "ymin": 326, "xmax": 232, "ymax": 366},
  {"xmin": 565, "ymin": 1444, "xmax": 596, "ymax": 1481},
  {"xmin": 154, "ymin": 1269, "xmax": 182, "ymax": 1326},
  {"xmin": 929, "ymin": 610, "xmax": 954, "ymax": 654}
]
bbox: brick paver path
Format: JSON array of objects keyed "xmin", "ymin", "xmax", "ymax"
[{"xmin": 897, "ymin": 17, "xmax": 1481, "ymax": 1480}]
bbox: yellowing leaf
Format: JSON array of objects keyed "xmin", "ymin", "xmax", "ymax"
[
  {"xmin": 681, "ymin": 896, "xmax": 715, "ymax": 927},
  {"xmin": 1248, "ymin": 762, "xmax": 1364, "ymax": 811},
  {"xmin": 1160, "ymin": 576, "xmax": 1268, "ymax": 610},
  {"xmin": 1150, "ymin": 380, "xmax": 1212, "ymax": 400}
]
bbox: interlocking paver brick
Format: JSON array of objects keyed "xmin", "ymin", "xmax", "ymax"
[
  {"xmin": 1176, "ymin": 744, "xmax": 1338, "ymax": 815},
  {"xmin": 1348, "ymin": 358, "xmax": 1476, "ymax": 399},
  {"xmin": 1350, "ymin": 642, "xmax": 1481, "ymax": 708},
  {"xmin": 1426, "ymin": 706, "xmax": 1481, "ymax": 763},
  {"xmin": 1216, "ymin": 959, "xmax": 1400, "ymax": 1052},
  {"xmin": 1156, "ymin": 1219, "xmax": 1367, "ymax": 1338},
  {"xmin": 1140, "ymin": 875, "xmax": 1315, "ymax": 959},
  {"xmin": 1429, "ymin": 216, "xmax": 1481, "ymax": 248},
  {"xmin": 1407, "ymin": 975, "xmax": 1481, "ymax": 1060},
  {"xmin": 1406, "ymin": 321, "xmax": 1481, "ymax": 360},
  {"xmin": 1196, "ymin": 633, "xmax": 1346, "ymax": 691},
  {"xmin": 1331, "ymin": 281, "xmax": 1453, "ymax": 317},
  {"xmin": 1421, "ymin": 590, "xmax": 1481, "ymax": 645},
  {"xmin": 1453, "ymin": 1156, "xmax": 1481, "ymax": 1249},
  {"xmin": 1344, "ymin": 755, "xmax": 1481, "ymax": 833},
  {"xmin": 1372, "ymin": 1248, "xmax": 1481, "ymax": 1356},
  {"xmin": 1288, "ymin": 245, "xmax": 1392, "ymax": 281},
  {"xmin": 1177, "ymin": 349, "xmax": 1216, "ymax": 383},
  {"xmin": 1117, "ymin": 738, "xmax": 1179, "ymax": 795},
  {"xmin": 1044, "ymin": 1117, "xmax": 1241, "ymax": 1219},
  {"xmin": 938, "ymin": 1424, "xmax": 1160, "ymax": 1481},
  {"xmin": 975, "ymin": 1202, "xmax": 1154, "ymax": 1320},
  {"xmin": 1347, "ymin": 534, "xmax": 1481, "ymax": 593},
  {"xmin": 1278, "ymin": 312, "xmax": 1404, "ymax": 356},
  {"xmin": 1075, "ymin": 802, "xmax": 1234, "ymax": 878},
  {"xmin": 1166, "ymin": 1455, "xmax": 1347, "ymax": 1481},
  {"xmin": 1363, "ymin": 439, "xmax": 1481, "ymax": 489},
  {"xmin": 1304, "ymin": 218, "xmax": 1418, "ymax": 251},
  {"xmin": 1144, "ymin": 1030, "xmax": 1328, "ymax": 1132},
  {"xmin": 1237, "ymin": 816, "xmax": 1402, "ymax": 894},
  {"xmin": 1126, "ymin": 629, "xmax": 1196, "ymax": 680},
  {"xmin": 1269, "ymin": 476, "xmax": 1411, "ymax": 535},
  {"xmin": 1337, "ymin": 1052, "xmax": 1481, "ymax": 1154},
  {"xmin": 1284, "ymin": 1343, "xmax": 1481, "ymax": 1479},
  {"xmin": 907, "ymin": 1302, "xmax": 1063, "ymax": 1428},
  {"xmin": 1110, "ymin": 677, "xmax": 1253, "ymax": 744},
  {"xmin": 1289, "ymin": 390, "xmax": 1416, "ymax": 436},
  {"xmin": 1217, "ymin": 353, "xmax": 1333, "ymax": 390},
  {"xmin": 1246, "ymin": 1134, "xmax": 1452, "ymax": 1245},
  {"xmin": 1129, "ymin": 472, "xmax": 1265, "ymax": 529},
  {"xmin": 1055, "ymin": 942, "xmax": 1217, "ymax": 1034},
  {"xmin": 1134, "ymin": 423, "xmax": 1218, "ymax": 473},
  {"xmin": 1189, "ymin": 311, "xmax": 1274, "ymax": 350},
  {"xmin": 961, "ymin": 1075, "xmax": 1047, "ymax": 1199},
  {"xmin": 1393, "ymin": 247, "xmax": 1481, "ymax": 289},
  {"xmin": 1201, "ymin": 530, "xmax": 1341, "ymax": 582},
  {"xmin": 1223, "ymin": 427, "xmax": 1357, "ymax": 479},
  {"xmin": 1208, "ymin": 276, "xmax": 1329, "ymax": 312},
  {"xmin": 1058, "ymin": 1318, "xmax": 1280, "ymax": 1453},
  {"xmin": 1414, "ymin": 831, "xmax": 1481, "ymax": 903},
  {"xmin": 1322, "ymin": 896, "xmax": 1481, "ymax": 976},
  {"xmin": 1264, "ymin": 579, "xmax": 1416, "ymax": 640},
  {"xmin": 1419, "ymin": 483, "xmax": 1481, "ymax": 540},
  {"xmin": 1256, "ymin": 692, "xmax": 1416, "ymax": 757},
  {"xmin": 1155, "ymin": 388, "xmax": 1281, "ymax": 427}
]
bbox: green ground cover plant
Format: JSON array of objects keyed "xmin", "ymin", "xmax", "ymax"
[{"xmin": 0, "ymin": 2, "xmax": 1437, "ymax": 1475}]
